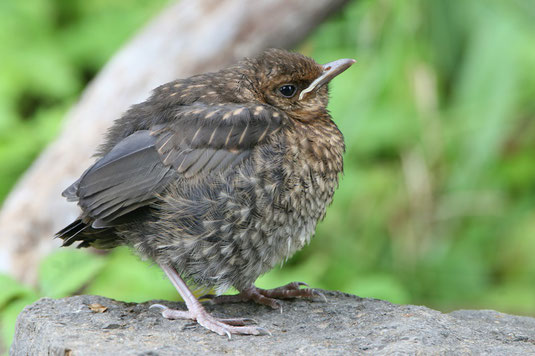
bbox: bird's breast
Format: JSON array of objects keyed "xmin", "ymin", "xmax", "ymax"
[
  {"xmin": 242, "ymin": 118, "xmax": 345, "ymax": 270},
  {"xmin": 135, "ymin": 120, "xmax": 344, "ymax": 290}
]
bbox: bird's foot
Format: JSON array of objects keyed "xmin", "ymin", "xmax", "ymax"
[
  {"xmin": 149, "ymin": 304, "xmax": 270, "ymax": 338},
  {"xmin": 201, "ymin": 282, "xmax": 327, "ymax": 310}
]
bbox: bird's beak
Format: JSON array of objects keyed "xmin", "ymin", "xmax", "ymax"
[{"xmin": 299, "ymin": 58, "xmax": 356, "ymax": 100}]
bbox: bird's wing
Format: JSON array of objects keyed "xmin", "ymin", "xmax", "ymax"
[
  {"xmin": 152, "ymin": 104, "xmax": 283, "ymax": 178},
  {"xmin": 63, "ymin": 103, "xmax": 284, "ymax": 228},
  {"xmin": 63, "ymin": 130, "xmax": 175, "ymax": 228}
]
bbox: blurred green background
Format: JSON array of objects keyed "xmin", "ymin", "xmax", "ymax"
[{"xmin": 1, "ymin": 0, "xmax": 535, "ymax": 352}]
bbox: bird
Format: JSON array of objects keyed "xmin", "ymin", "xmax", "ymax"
[{"xmin": 56, "ymin": 48, "xmax": 355, "ymax": 337}]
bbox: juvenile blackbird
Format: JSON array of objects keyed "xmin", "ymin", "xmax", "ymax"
[{"xmin": 57, "ymin": 48, "xmax": 355, "ymax": 337}]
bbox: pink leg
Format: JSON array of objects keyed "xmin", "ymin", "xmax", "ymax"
[
  {"xmin": 202, "ymin": 282, "xmax": 327, "ymax": 310},
  {"xmin": 150, "ymin": 264, "xmax": 269, "ymax": 338}
]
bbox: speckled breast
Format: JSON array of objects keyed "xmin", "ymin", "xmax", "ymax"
[
  {"xmin": 137, "ymin": 119, "xmax": 344, "ymax": 292},
  {"xmin": 219, "ymin": 119, "xmax": 344, "ymax": 289},
  {"xmin": 257, "ymin": 120, "xmax": 344, "ymax": 266}
]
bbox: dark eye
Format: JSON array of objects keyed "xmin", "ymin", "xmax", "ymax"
[{"xmin": 278, "ymin": 84, "xmax": 297, "ymax": 98}]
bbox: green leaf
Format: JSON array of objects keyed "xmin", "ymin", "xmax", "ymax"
[
  {"xmin": 0, "ymin": 294, "xmax": 39, "ymax": 354},
  {"xmin": 85, "ymin": 247, "xmax": 178, "ymax": 302},
  {"xmin": 481, "ymin": 283, "xmax": 535, "ymax": 315},
  {"xmin": 0, "ymin": 274, "xmax": 35, "ymax": 311},
  {"xmin": 346, "ymin": 274, "xmax": 411, "ymax": 305},
  {"xmin": 38, "ymin": 249, "xmax": 106, "ymax": 298}
]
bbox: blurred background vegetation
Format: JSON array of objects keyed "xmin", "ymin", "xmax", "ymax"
[{"xmin": 1, "ymin": 0, "xmax": 535, "ymax": 352}]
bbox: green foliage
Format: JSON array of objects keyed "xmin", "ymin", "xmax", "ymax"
[
  {"xmin": 0, "ymin": 275, "xmax": 36, "ymax": 312},
  {"xmin": 0, "ymin": 0, "xmax": 170, "ymax": 201},
  {"xmin": 84, "ymin": 247, "xmax": 178, "ymax": 302},
  {"xmin": 0, "ymin": 247, "xmax": 175, "ymax": 351},
  {"xmin": 39, "ymin": 249, "xmax": 106, "ymax": 298},
  {"xmin": 0, "ymin": 295, "xmax": 38, "ymax": 355},
  {"xmin": 291, "ymin": 0, "xmax": 535, "ymax": 313},
  {"xmin": 0, "ymin": 275, "xmax": 36, "ymax": 353},
  {"xmin": 0, "ymin": 0, "xmax": 170, "ymax": 351},
  {"xmin": 0, "ymin": 250, "xmax": 101, "ymax": 351},
  {"xmin": 2, "ymin": 0, "xmax": 535, "ymax": 351}
]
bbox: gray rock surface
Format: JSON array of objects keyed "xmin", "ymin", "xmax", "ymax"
[{"xmin": 10, "ymin": 290, "xmax": 535, "ymax": 355}]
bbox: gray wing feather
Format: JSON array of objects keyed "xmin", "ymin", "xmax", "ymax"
[
  {"xmin": 63, "ymin": 104, "xmax": 284, "ymax": 228},
  {"xmin": 152, "ymin": 103, "xmax": 283, "ymax": 177},
  {"xmin": 63, "ymin": 130, "xmax": 174, "ymax": 228}
]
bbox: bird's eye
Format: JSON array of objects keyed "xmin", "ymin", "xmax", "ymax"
[{"xmin": 278, "ymin": 84, "xmax": 297, "ymax": 98}]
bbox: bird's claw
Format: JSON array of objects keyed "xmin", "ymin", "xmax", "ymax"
[
  {"xmin": 203, "ymin": 282, "xmax": 324, "ymax": 312},
  {"xmin": 149, "ymin": 303, "xmax": 169, "ymax": 311},
  {"xmin": 217, "ymin": 317, "xmax": 258, "ymax": 325},
  {"xmin": 293, "ymin": 281, "xmax": 309, "ymax": 288},
  {"xmin": 312, "ymin": 290, "xmax": 328, "ymax": 303},
  {"xmin": 199, "ymin": 293, "xmax": 216, "ymax": 301},
  {"xmin": 149, "ymin": 304, "xmax": 268, "ymax": 337}
]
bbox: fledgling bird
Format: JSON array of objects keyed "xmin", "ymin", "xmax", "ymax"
[{"xmin": 57, "ymin": 48, "xmax": 355, "ymax": 337}]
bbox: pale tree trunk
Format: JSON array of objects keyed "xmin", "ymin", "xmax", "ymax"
[{"xmin": 0, "ymin": 0, "xmax": 349, "ymax": 285}]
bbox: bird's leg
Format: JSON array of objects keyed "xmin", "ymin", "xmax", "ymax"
[
  {"xmin": 150, "ymin": 264, "xmax": 269, "ymax": 338},
  {"xmin": 202, "ymin": 282, "xmax": 327, "ymax": 310}
]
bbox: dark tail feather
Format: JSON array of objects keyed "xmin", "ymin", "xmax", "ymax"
[
  {"xmin": 56, "ymin": 219, "xmax": 121, "ymax": 249},
  {"xmin": 56, "ymin": 219, "xmax": 89, "ymax": 247}
]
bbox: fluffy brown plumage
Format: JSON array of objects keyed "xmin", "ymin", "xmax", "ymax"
[{"xmin": 57, "ymin": 48, "xmax": 355, "ymax": 337}]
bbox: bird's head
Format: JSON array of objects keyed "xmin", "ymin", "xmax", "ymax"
[{"xmin": 243, "ymin": 49, "xmax": 355, "ymax": 121}]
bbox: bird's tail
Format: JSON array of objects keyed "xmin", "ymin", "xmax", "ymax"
[{"xmin": 55, "ymin": 219, "xmax": 119, "ymax": 249}]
